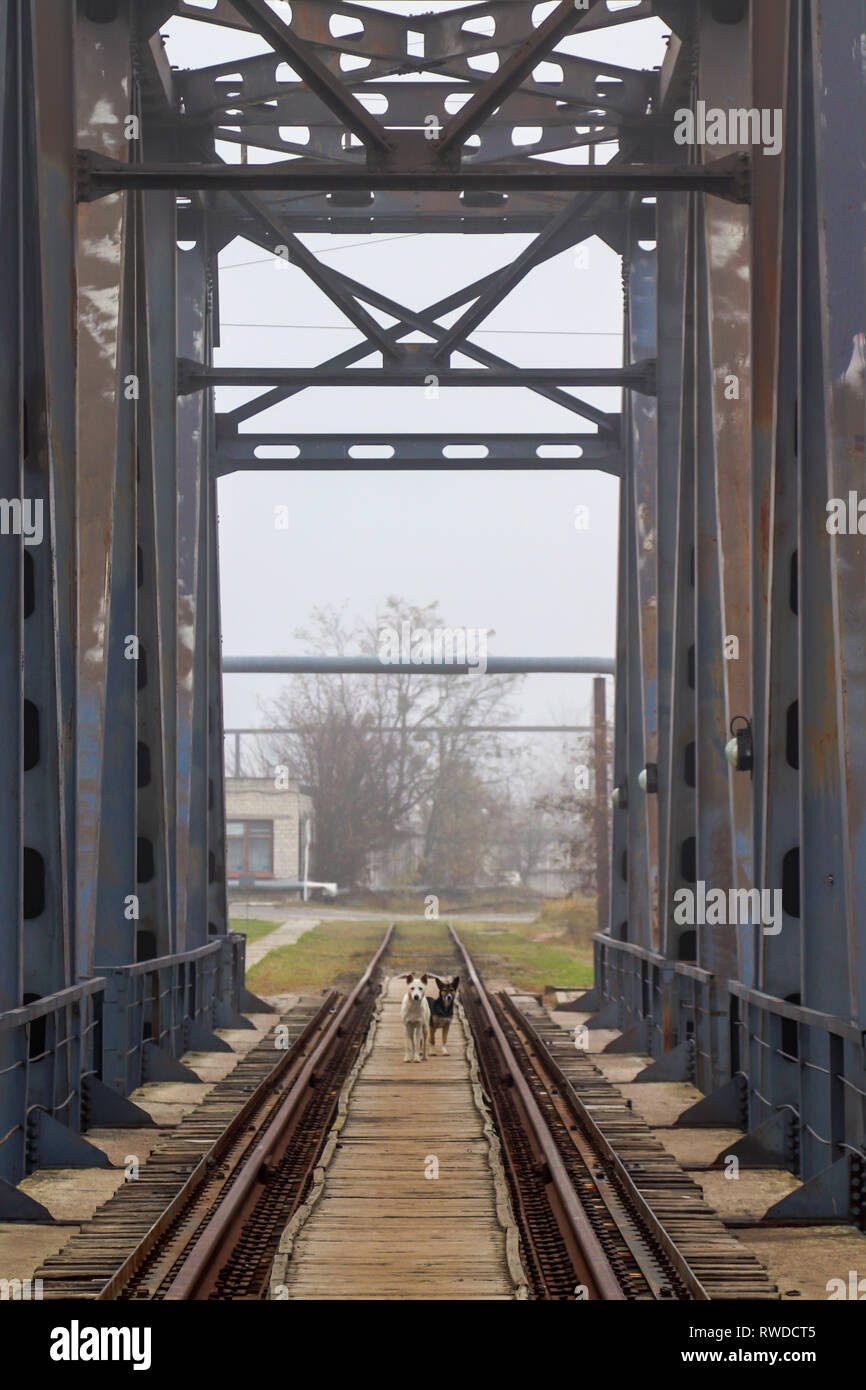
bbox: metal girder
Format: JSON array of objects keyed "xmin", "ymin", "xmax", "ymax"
[
  {"xmin": 230, "ymin": 191, "xmax": 402, "ymax": 358},
  {"xmin": 179, "ymin": 361, "xmax": 654, "ymax": 393},
  {"xmin": 214, "ymin": 242, "xmax": 622, "ymax": 435},
  {"xmin": 431, "ymin": 186, "xmax": 613, "ymax": 359},
  {"xmin": 137, "ymin": 178, "xmax": 178, "ymax": 960},
  {"xmin": 213, "ymin": 434, "xmax": 622, "ymax": 477},
  {"xmin": 227, "ymin": 0, "xmax": 394, "ymax": 156},
  {"xmin": 751, "ymin": 1, "xmax": 801, "ymax": 1113},
  {"xmin": 175, "ymin": 227, "xmax": 212, "ymax": 951},
  {"xmin": 655, "ymin": 158, "xmax": 689, "ymax": 981},
  {"xmin": 202, "ymin": 189, "xmax": 646, "ymax": 248},
  {"xmin": 195, "ymin": 199, "xmax": 639, "ymax": 239},
  {"xmin": 658, "ymin": 187, "xmax": 695, "ymax": 981},
  {"xmin": 626, "ymin": 223, "xmax": 659, "ymax": 957},
  {"xmin": 595, "ymin": 0, "xmax": 866, "ymax": 1203},
  {"xmin": 434, "ymin": 0, "xmax": 604, "ymax": 157},
  {"xmin": 0, "ymin": 0, "xmax": 238, "ymax": 1185},
  {"xmin": 795, "ymin": 0, "xmax": 866, "ymax": 1177},
  {"xmin": 76, "ymin": 149, "xmax": 751, "ymax": 201},
  {"xmin": 167, "ymin": 0, "xmax": 656, "ymax": 162},
  {"xmin": 0, "ymin": 0, "xmax": 25, "ymax": 1185},
  {"xmin": 74, "ymin": 7, "xmax": 133, "ymax": 981},
  {"xmin": 693, "ymin": 7, "xmax": 752, "ymax": 1084}
]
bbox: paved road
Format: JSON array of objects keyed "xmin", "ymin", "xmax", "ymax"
[{"xmin": 230, "ymin": 903, "xmax": 536, "ymax": 925}]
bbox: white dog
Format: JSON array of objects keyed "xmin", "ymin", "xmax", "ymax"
[{"xmin": 401, "ymin": 973, "xmax": 430, "ymax": 1063}]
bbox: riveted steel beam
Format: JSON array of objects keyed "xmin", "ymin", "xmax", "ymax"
[
  {"xmin": 435, "ymin": 0, "xmax": 601, "ymax": 157},
  {"xmin": 179, "ymin": 361, "xmax": 654, "ymax": 394},
  {"xmin": 76, "ymin": 149, "xmax": 751, "ymax": 201},
  {"xmin": 227, "ymin": 0, "xmax": 393, "ymax": 156},
  {"xmin": 74, "ymin": 4, "xmax": 133, "ymax": 982},
  {"xmin": 212, "ymin": 433, "xmax": 622, "ymax": 477}
]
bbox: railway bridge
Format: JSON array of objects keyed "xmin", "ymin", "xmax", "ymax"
[{"xmin": 1, "ymin": 0, "xmax": 865, "ymax": 1317}]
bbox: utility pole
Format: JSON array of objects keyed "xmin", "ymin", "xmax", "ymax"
[{"xmin": 593, "ymin": 677, "xmax": 610, "ymax": 937}]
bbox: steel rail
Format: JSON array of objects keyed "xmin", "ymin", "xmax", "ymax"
[
  {"xmin": 95, "ymin": 991, "xmax": 341, "ymax": 1300},
  {"xmin": 160, "ymin": 923, "xmax": 393, "ymax": 1300},
  {"xmin": 500, "ymin": 994, "xmax": 711, "ymax": 1301},
  {"xmin": 448, "ymin": 924, "xmax": 625, "ymax": 1301}
]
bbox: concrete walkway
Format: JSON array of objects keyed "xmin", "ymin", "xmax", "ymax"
[{"xmin": 241, "ymin": 915, "xmax": 318, "ymax": 970}]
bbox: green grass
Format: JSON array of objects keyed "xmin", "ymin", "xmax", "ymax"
[
  {"xmin": 245, "ymin": 914, "xmax": 593, "ymax": 996},
  {"xmin": 335, "ymin": 887, "xmax": 544, "ymax": 915},
  {"xmin": 246, "ymin": 919, "xmax": 390, "ymax": 994},
  {"xmin": 533, "ymin": 895, "xmax": 598, "ymax": 948},
  {"xmin": 230, "ymin": 918, "xmax": 282, "ymax": 947},
  {"xmin": 456, "ymin": 920, "xmax": 593, "ymax": 991}
]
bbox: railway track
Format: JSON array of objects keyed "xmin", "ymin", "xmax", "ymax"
[
  {"xmin": 449, "ymin": 925, "xmax": 778, "ymax": 1301},
  {"xmin": 37, "ymin": 920, "xmax": 777, "ymax": 1301},
  {"xmin": 36, "ymin": 925, "xmax": 393, "ymax": 1301}
]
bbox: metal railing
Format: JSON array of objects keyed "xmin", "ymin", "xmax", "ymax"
[
  {"xmin": 729, "ymin": 982, "xmax": 865, "ymax": 1182},
  {"xmin": 0, "ymin": 934, "xmax": 247, "ymax": 1187},
  {"xmin": 592, "ymin": 934, "xmax": 666, "ymax": 1058},
  {"xmin": 100, "ymin": 935, "xmax": 245, "ymax": 1095},
  {"xmin": 671, "ymin": 962, "xmax": 715, "ymax": 1093},
  {"xmin": 0, "ymin": 980, "xmax": 105, "ymax": 1186},
  {"xmin": 593, "ymin": 934, "xmax": 866, "ymax": 1188}
]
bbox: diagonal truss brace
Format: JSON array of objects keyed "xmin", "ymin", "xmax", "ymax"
[
  {"xmin": 215, "ymin": 235, "xmax": 623, "ymax": 435},
  {"xmin": 227, "ymin": 0, "xmax": 393, "ymax": 156}
]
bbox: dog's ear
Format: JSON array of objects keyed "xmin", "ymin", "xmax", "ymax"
[
  {"xmin": 420, "ymin": 973, "xmax": 428, "ymax": 984},
  {"xmin": 434, "ymin": 976, "xmax": 444, "ymax": 989},
  {"xmin": 405, "ymin": 973, "xmax": 414, "ymax": 983},
  {"xmin": 451, "ymin": 976, "xmax": 460, "ymax": 990}
]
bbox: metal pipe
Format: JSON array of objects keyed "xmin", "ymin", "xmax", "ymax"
[
  {"xmin": 225, "ymin": 725, "xmax": 594, "ymax": 735},
  {"xmin": 222, "ymin": 656, "xmax": 616, "ymax": 676}
]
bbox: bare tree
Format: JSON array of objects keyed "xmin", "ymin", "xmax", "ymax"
[
  {"xmin": 257, "ymin": 600, "xmax": 520, "ymax": 888},
  {"xmin": 534, "ymin": 728, "xmax": 612, "ymax": 896}
]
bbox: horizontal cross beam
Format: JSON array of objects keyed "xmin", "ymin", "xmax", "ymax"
[
  {"xmin": 212, "ymin": 432, "xmax": 622, "ymax": 476},
  {"xmin": 223, "ymin": 656, "xmax": 616, "ymax": 676},
  {"xmin": 77, "ymin": 151, "xmax": 750, "ymax": 202},
  {"xmin": 196, "ymin": 200, "xmax": 640, "ymax": 236},
  {"xmin": 181, "ymin": 361, "xmax": 655, "ymax": 394}
]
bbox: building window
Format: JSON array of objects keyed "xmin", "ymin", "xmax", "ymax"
[{"xmin": 226, "ymin": 820, "xmax": 273, "ymax": 877}]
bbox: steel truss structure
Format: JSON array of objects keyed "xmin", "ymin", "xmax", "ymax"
[{"xmin": 0, "ymin": 0, "xmax": 864, "ymax": 1229}]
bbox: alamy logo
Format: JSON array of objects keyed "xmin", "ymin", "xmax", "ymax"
[
  {"xmin": 826, "ymin": 493, "xmax": 866, "ymax": 534},
  {"xmin": 826, "ymin": 1270, "xmax": 866, "ymax": 1299},
  {"xmin": 49, "ymin": 1321, "xmax": 152, "ymax": 1372},
  {"xmin": 378, "ymin": 622, "xmax": 488, "ymax": 674},
  {"xmin": 674, "ymin": 101, "xmax": 782, "ymax": 157},
  {"xmin": 674, "ymin": 882, "xmax": 782, "ymax": 936},
  {"xmin": 0, "ymin": 1277, "xmax": 42, "ymax": 1300},
  {"xmin": 0, "ymin": 497, "xmax": 42, "ymax": 546}
]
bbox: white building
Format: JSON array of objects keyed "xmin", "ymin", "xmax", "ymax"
[{"xmin": 225, "ymin": 776, "xmax": 314, "ymax": 886}]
